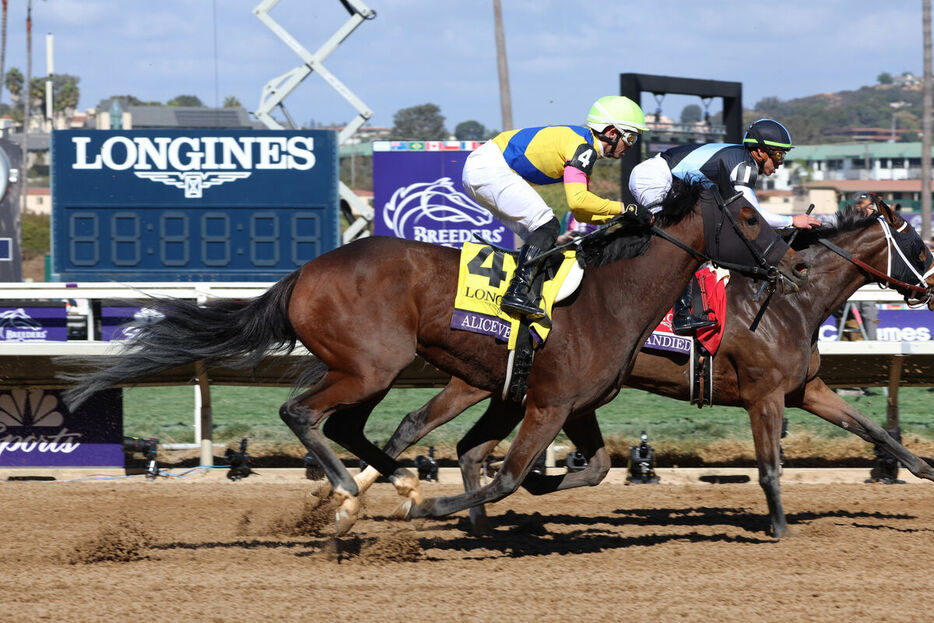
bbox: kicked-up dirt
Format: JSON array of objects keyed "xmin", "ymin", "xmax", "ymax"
[{"xmin": 1, "ymin": 473, "xmax": 932, "ymax": 622}]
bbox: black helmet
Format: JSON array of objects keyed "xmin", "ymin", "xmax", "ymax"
[{"xmin": 743, "ymin": 119, "xmax": 793, "ymax": 151}]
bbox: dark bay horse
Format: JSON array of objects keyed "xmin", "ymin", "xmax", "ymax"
[
  {"xmin": 358, "ymin": 199, "xmax": 934, "ymax": 538},
  {"xmin": 63, "ymin": 186, "xmax": 808, "ymax": 534}
]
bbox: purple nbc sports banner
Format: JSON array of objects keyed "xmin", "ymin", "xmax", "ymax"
[
  {"xmin": 372, "ymin": 141, "xmax": 511, "ymax": 249},
  {"xmin": 818, "ymin": 306, "xmax": 934, "ymax": 342},
  {"xmin": 0, "ymin": 389, "xmax": 123, "ymax": 467}
]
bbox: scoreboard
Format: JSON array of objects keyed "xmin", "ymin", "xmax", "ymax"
[{"xmin": 51, "ymin": 129, "xmax": 340, "ymax": 281}]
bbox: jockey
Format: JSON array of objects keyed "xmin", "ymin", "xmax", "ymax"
[
  {"xmin": 628, "ymin": 118, "xmax": 821, "ymax": 335},
  {"xmin": 462, "ymin": 96, "xmax": 653, "ymax": 318}
]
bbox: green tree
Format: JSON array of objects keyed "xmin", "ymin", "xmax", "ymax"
[
  {"xmin": 680, "ymin": 104, "xmax": 702, "ymax": 123},
  {"xmin": 223, "ymin": 95, "xmax": 242, "ymax": 108},
  {"xmin": 454, "ymin": 120, "xmax": 489, "ymax": 140},
  {"xmin": 391, "ymin": 103, "xmax": 447, "ymax": 139},
  {"xmin": 30, "ymin": 74, "xmax": 80, "ymax": 114},
  {"xmin": 167, "ymin": 94, "xmax": 204, "ymax": 107},
  {"xmin": 57, "ymin": 77, "xmax": 79, "ymax": 111},
  {"xmin": 4, "ymin": 66, "xmax": 21, "ymax": 105},
  {"xmin": 877, "ymin": 72, "xmax": 894, "ymax": 85},
  {"xmin": 108, "ymin": 94, "xmax": 147, "ymax": 106}
]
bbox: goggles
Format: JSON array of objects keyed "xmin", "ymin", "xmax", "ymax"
[
  {"xmin": 618, "ymin": 128, "xmax": 640, "ymax": 148},
  {"xmin": 766, "ymin": 148, "xmax": 786, "ymax": 165}
]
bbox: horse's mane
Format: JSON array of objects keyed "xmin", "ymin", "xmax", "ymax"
[
  {"xmin": 790, "ymin": 204, "xmax": 879, "ymax": 250},
  {"xmin": 578, "ymin": 179, "xmax": 703, "ymax": 267}
]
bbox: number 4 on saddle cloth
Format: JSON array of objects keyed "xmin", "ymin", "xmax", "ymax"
[
  {"xmin": 451, "ymin": 242, "xmax": 580, "ymax": 350},
  {"xmin": 644, "ymin": 266, "xmax": 729, "ymax": 406},
  {"xmin": 451, "ymin": 242, "xmax": 581, "ymax": 402}
]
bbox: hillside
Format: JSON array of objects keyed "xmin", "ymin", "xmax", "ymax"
[{"xmin": 748, "ymin": 82, "xmax": 924, "ymax": 144}]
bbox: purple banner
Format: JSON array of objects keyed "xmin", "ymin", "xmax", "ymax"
[
  {"xmin": 643, "ymin": 331, "xmax": 692, "ymax": 354},
  {"xmin": 373, "ymin": 141, "xmax": 510, "ymax": 249},
  {"xmin": 0, "ymin": 388, "xmax": 123, "ymax": 467},
  {"xmin": 819, "ymin": 307, "xmax": 934, "ymax": 341},
  {"xmin": 0, "ymin": 304, "xmax": 67, "ymax": 341},
  {"xmin": 451, "ymin": 309, "xmax": 511, "ymax": 342},
  {"xmin": 901, "ymin": 212, "xmax": 934, "ymax": 237}
]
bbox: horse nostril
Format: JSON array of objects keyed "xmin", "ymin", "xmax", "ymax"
[{"xmin": 794, "ymin": 262, "xmax": 809, "ymax": 276}]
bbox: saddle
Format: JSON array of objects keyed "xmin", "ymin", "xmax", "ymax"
[{"xmin": 451, "ymin": 242, "xmax": 582, "ymax": 403}]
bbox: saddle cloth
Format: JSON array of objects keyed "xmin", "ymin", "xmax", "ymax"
[
  {"xmin": 643, "ymin": 266, "xmax": 729, "ymax": 357},
  {"xmin": 451, "ymin": 242, "xmax": 581, "ymax": 350}
]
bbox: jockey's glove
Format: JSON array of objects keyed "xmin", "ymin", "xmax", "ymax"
[{"xmin": 621, "ymin": 202, "xmax": 654, "ymax": 227}]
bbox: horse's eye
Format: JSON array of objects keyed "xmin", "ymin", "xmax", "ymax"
[{"xmin": 745, "ymin": 215, "xmax": 759, "ymax": 227}]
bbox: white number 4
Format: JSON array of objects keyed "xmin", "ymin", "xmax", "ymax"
[{"xmin": 576, "ymin": 148, "xmax": 594, "ymax": 169}]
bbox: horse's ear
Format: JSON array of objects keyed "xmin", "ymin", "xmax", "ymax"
[{"xmin": 877, "ymin": 196, "xmax": 904, "ymax": 227}]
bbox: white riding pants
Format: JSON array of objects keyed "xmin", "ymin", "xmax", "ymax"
[{"xmin": 462, "ymin": 140, "xmax": 556, "ymax": 240}]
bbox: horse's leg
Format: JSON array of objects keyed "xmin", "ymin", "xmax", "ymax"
[
  {"xmin": 747, "ymin": 393, "xmax": 790, "ymax": 539},
  {"xmin": 406, "ymin": 404, "xmax": 569, "ymax": 519},
  {"xmin": 321, "ymin": 389, "xmax": 430, "ymax": 510},
  {"xmin": 354, "ymin": 378, "xmax": 491, "ymax": 499},
  {"xmin": 520, "ymin": 410, "xmax": 611, "ymax": 495},
  {"xmin": 279, "ymin": 370, "xmax": 397, "ymax": 535},
  {"xmin": 453, "ymin": 397, "xmax": 525, "ymax": 534},
  {"xmin": 800, "ymin": 377, "xmax": 934, "ymax": 481}
]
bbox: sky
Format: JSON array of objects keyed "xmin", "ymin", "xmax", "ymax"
[{"xmin": 3, "ymin": 0, "xmax": 927, "ymax": 133}]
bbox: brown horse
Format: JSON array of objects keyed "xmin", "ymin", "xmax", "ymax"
[
  {"xmin": 359, "ymin": 198, "xmax": 934, "ymax": 538},
  {"xmin": 63, "ymin": 185, "xmax": 807, "ymax": 534}
]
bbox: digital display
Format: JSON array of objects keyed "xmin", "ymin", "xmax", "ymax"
[{"xmin": 51, "ymin": 129, "xmax": 340, "ymax": 281}]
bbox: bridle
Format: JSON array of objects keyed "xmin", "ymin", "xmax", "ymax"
[{"xmin": 818, "ymin": 215, "xmax": 934, "ymax": 308}]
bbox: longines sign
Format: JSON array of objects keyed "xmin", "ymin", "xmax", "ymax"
[
  {"xmin": 51, "ymin": 129, "xmax": 340, "ymax": 281},
  {"xmin": 70, "ymin": 134, "xmax": 318, "ymax": 199}
]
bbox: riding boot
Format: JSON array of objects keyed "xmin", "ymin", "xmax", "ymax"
[
  {"xmin": 671, "ymin": 282, "xmax": 716, "ymax": 335},
  {"xmin": 501, "ymin": 244, "xmax": 546, "ymax": 318}
]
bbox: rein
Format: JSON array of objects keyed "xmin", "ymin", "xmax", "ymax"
[
  {"xmin": 649, "ymin": 224, "xmax": 776, "ymax": 279},
  {"xmin": 818, "ymin": 237, "xmax": 930, "ymax": 299}
]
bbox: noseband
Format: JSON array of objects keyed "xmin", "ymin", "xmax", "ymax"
[{"xmin": 818, "ymin": 216, "xmax": 934, "ymax": 308}]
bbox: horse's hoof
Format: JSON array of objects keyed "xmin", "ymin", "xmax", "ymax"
[
  {"xmin": 390, "ymin": 468, "xmax": 425, "ymax": 505},
  {"xmin": 402, "ymin": 498, "xmax": 435, "ymax": 520},
  {"xmin": 390, "ymin": 499, "xmax": 413, "ymax": 520},
  {"xmin": 333, "ymin": 493, "xmax": 361, "ymax": 536},
  {"xmin": 334, "ymin": 508, "xmax": 358, "ymax": 536}
]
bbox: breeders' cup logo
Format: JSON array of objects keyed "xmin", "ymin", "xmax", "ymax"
[
  {"xmin": 382, "ymin": 177, "xmax": 507, "ymax": 248},
  {"xmin": 0, "ymin": 389, "xmax": 81, "ymax": 457},
  {"xmin": 71, "ymin": 135, "xmax": 316, "ymax": 198},
  {"xmin": 116, "ymin": 307, "xmax": 165, "ymax": 340},
  {"xmin": 0, "ymin": 308, "xmax": 47, "ymax": 341}
]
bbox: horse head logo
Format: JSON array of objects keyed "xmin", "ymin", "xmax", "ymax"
[
  {"xmin": 0, "ymin": 308, "xmax": 42, "ymax": 330},
  {"xmin": 382, "ymin": 177, "xmax": 494, "ymax": 239}
]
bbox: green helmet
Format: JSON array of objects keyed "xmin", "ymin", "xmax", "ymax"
[{"xmin": 586, "ymin": 96, "xmax": 647, "ymax": 134}]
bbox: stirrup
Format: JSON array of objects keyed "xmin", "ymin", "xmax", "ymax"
[
  {"xmin": 672, "ymin": 314, "xmax": 716, "ymax": 335},
  {"xmin": 501, "ymin": 294, "xmax": 545, "ymax": 319}
]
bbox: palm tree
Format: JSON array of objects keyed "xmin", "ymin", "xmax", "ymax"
[
  {"xmin": 25, "ymin": 0, "xmax": 31, "ymax": 130},
  {"xmin": 0, "ymin": 0, "xmax": 8, "ymax": 107}
]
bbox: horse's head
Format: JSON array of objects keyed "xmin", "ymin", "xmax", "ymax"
[
  {"xmin": 869, "ymin": 198, "xmax": 934, "ymax": 309},
  {"xmin": 793, "ymin": 198, "xmax": 934, "ymax": 310},
  {"xmin": 694, "ymin": 188, "xmax": 809, "ymax": 294}
]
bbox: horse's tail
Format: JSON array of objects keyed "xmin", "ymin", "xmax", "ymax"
[{"xmin": 61, "ymin": 269, "xmax": 303, "ymax": 409}]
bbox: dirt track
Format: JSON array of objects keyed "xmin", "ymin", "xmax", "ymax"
[{"xmin": 1, "ymin": 473, "xmax": 932, "ymax": 623}]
